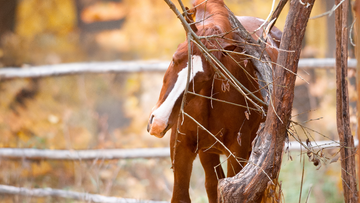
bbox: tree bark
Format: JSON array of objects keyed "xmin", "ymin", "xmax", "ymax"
[
  {"xmin": 335, "ymin": 0, "xmax": 359, "ymax": 202},
  {"xmin": 217, "ymin": 0, "xmax": 315, "ymax": 202},
  {"xmin": 355, "ymin": 1, "xmax": 360, "ymax": 202}
]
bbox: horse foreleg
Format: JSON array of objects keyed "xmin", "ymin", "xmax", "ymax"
[
  {"xmin": 199, "ymin": 151, "xmax": 225, "ymax": 203},
  {"xmin": 170, "ymin": 132, "xmax": 197, "ymax": 203}
]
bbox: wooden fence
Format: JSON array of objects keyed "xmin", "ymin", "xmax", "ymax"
[{"xmin": 0, "ymin": 58, "xmax": 356, "ymax": 202}]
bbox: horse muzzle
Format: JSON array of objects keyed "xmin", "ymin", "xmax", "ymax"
[{"xmin": 147, "ymin": 115, "xmax": 170, "ymax": 138}]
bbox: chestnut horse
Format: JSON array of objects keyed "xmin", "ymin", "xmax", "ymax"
[{"xmin": 147, "ymin": 0, "xmax": 281, "ymax": 202}]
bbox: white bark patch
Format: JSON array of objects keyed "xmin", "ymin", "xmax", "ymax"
[{"xmin": 151, "ymin": 55, "xmax": 204, "ymax": 124}]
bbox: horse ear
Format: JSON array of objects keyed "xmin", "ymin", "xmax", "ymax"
[{"xmin": 185, "ymin": 7, "xmax": 198, "ymax": 32}]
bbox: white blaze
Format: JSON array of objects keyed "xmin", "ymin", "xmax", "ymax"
[{"xmin": 151, "ymin": 55, "xmax": 204, "ymax": 124}]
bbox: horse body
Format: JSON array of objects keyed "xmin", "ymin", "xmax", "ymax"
[
  {"xmin": 167, "ymin": 44, "xmax": 265, "ymax": 203},
  {"xmin": 147, "ymin": 0, "xmax": 281, "ymax": 202}
]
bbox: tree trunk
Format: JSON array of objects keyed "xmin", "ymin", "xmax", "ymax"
[
  {"xmin": 217, "ymin": 0, "xmax": 315, "ymax": 202},
  {"xmin": 335, "ymin": 0, "xmax": 359, "ymax": 202},
  {"xmin": 356, "ymin": 0, "xmax": 360, "ymax": 202},
  {"xmin": 0, "ymin": 0, "xmax": 17, "ymax": 38}
]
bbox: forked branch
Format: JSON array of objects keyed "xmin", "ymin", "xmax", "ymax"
[{"xmin": 217, "ymin": 0, "xmax": 315, "ymax": 201}]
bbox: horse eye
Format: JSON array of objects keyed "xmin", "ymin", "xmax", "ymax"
[{"xmin": 171, "ymin": 59, "xmax": 177, "ymax": 66}]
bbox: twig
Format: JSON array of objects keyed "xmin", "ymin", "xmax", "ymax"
[
  {"xmin": 182, "ymin": 111, "xmax": 242, "ymax": 167},
  {"xmin": 252, "ymin": 0, "xmax": 277, "ymax": 33},
  {"xmin": 350, "ymin": 18, "xmax": 356, "ymax": 47},
  {"xmin": 310, "ymin": 0, "xmax": 345, "ymax": 20},
  {"xmin": 267, "ymin": 0, "xmax": 289, "ymax": 34},
  {"xmin": 305, "ymin": 185, "xmax": 313, "ymax": 203},
  {"xmin": 298, "ymin": 153, "xmax": 305, "ymax": 203},
  {"xmin": 191, "ymin": 39, "xmax": 267, "ymax": 110},
  {"xmin": 187, "ymin": 91, "xmax": 260, "ymax": 112}
]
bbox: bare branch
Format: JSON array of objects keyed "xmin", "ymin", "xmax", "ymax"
[
  {"xmin": 310, "ymin": 0, "xmax": 345, "ymax": 19},
  {"xmin": 267, "ymin": 0, "xmax": 289, "ymax": 33}
]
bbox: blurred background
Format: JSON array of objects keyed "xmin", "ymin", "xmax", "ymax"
[{"xmin": 0, "ymin": 0, "xmax": 356, "ymax": 202}]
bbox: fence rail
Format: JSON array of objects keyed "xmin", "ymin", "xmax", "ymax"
[
  {"xmin": 0, "ymin": 61, "xmax": 169, "ymax": 79},
  {"xmin": 0, "ymin": 140, "xmax": 353, "ymax": 160},
  {"xmin": 0, "ymin": 184, "xmax": 169, "ymax": 203},
  {"xmin": 0, "ymin": 147, "xmax": 170, "ymax": 160},
  {"xmin": 0, "ymin": 58, "xmax": 356, "ymax": 79}
]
